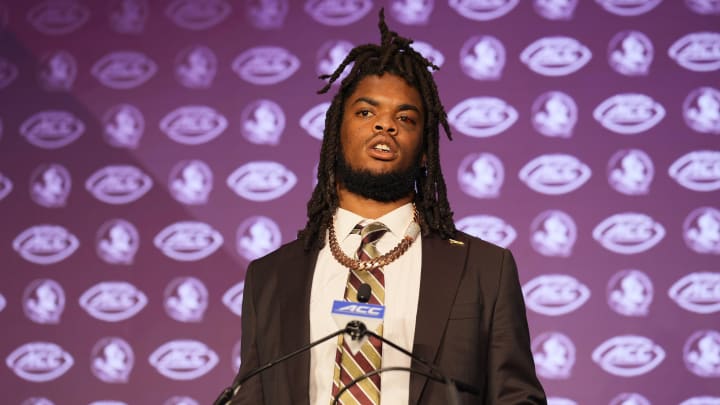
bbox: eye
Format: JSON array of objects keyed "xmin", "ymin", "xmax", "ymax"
[
  {"xmin": 356, "ymin": 109, "xmax": 372, "ymax": 117},
  {"xmin": 398, "ymin": 115, "xmax": 416, "ymax": 124}
]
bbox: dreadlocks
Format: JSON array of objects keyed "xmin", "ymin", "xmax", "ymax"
[{"xmin": 298, "ymin": 9, "xmax": 456, "ymax": 251}]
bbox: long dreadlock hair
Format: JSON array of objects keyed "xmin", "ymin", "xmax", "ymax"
[{"xmin": 298, "ymin": 9, "xmax": 456, "ymax": 251}]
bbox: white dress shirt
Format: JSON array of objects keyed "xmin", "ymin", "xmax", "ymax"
[{"xmin": 309, "ymin": 203, "xmax": 422, "ymax": 404}]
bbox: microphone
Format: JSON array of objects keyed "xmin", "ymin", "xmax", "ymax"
[{"xmin": 357, "ymin": 283, "xmax": 371, "ymax": 303}]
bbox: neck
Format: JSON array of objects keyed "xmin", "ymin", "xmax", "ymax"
[{"xmin": 337, "ymin": 185, "xmax": 413, "ymax": 219}]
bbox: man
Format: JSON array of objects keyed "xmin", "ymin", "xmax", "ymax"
[{"xmin": 230, "ymin": 10, "xmax": 546, "ymax": 405}]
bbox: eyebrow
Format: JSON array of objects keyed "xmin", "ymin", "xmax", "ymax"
[{"xmin": 352, "ymin": 96, "xmax": 421, "ymax": 113}]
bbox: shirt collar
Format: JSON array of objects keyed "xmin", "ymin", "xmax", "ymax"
[{"xmin": 335, "ymin": 203, "xmax": 415, "ymax": 241}]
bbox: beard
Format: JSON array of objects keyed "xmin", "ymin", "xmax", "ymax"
[{"xmin": 336, "ymin": 149, "xmax": 421, "ymax": 203}]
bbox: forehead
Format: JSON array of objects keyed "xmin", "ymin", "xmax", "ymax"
[{"xmin": 346, "ymin": 74, "xmax": 423, "ymax": 109}]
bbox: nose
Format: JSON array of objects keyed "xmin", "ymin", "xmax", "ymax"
[{"xmin": 374, "ymin": 118, "xmax": 397, "ymax": 135}]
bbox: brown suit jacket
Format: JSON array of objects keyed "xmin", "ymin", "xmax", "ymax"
[{"xmin": 231, "ymin": 231, "xmax": 546, "ymax": 404}]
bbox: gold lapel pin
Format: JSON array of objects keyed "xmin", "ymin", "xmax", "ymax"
[{"xmin": 448, "ymin": 238, "xmax": 465, "ymax": 246}]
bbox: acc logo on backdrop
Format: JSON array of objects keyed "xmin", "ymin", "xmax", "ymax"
[
  {"xmin": 85, "ymin": 165, "xmax": 153, "ymax": 204},
  {"xmin": 20, "ymin": 398, "xmax": 55, "ymax": 405},
  {"xmin": 175, "ymin": 45, "xmax": 217, "ymax": 89},
  {"xmin": 164, "ymin": 276, "xmax": 208, "ymax": 322},
  {"xmin": 530, "ymin": 210, "xmax": 576, "ymax": 257},
  {"xmin": 546, "ymin": 398, "xmax": 577, "ymax": 405},
  {"xmin": 523, "ymin": 275, "xmax": 590, "ymax": 316},
  {"xmin": 227, "ymin": 161, "xmax": 297, "ymax": 201},
  {"xmin": 0, "ymin": 171, "xmax": 12, "ymax": 201},
  {"xmin": 680, "ymin": 397, "xmax": 720, "ymax": 405},
  {"xmin": 232, "ymin": 46, "xmax": 300, "ymax": 85},
  {"xmin": 533, "ymin": 0, "xmax": 578, "ymax": 20},
  {"xmin": 683, "ymin": 330, "xmax": 720, "ymax": 377},
  {"xmin": 169, "ymin": 159, "xmax": 213, "ymax": 205},
  {"xmin": 232, "ymin": 340, "xmax": 242, "ymax": 372},
  {"xmin": 532, "ymin": 332, "xmax": 575, "ymax": 379},
  {"xmin": 316, "ymin": 40, "xmax": 353, "ymax": 84},
  {"xmin": 0, "ymin": 293, "xmax": 5, "ymax": 313},
  {"xmin": 79, "ymin": 281, "xmax": 148, "ymax": 322},
  {"xmin": 37, "ymin": 50, "xmax": 77, "ymax": 91},
  {"xmin": 164, "ymin": 397, "xmax": 200, "ymax": 405},
  {"xmin": 245, "ymin": 0, "xmax": 288, "ymax": 29},
  {"xmin": 449, "ymin": 0, "xmax": 519, "ymax": 20},
  {"xmin": 21, "ymin": 110, "xmax": 84, "ymax": 149},
  {"xmin": 683, "ymin": 87, "xmax": 720, "ymax": 134},
  {"xmin": 165, "ymin": 0, "xmax": 231, "ymax": 30},
  {"xmin": 91, "ymin": 337, "xmax": 134, "ymax": 383},
  {"xmin": 592, "ymin": 335, "xmax": 665, "ymax": 377},
  {"xmin": 108, "ymin": 0, "xmax": 148, "ymax": 34},
  {"xmin": 460, "ymin": 36, "xmax": 505, "ymax": 80},
  {"xmin": 532, "ymin": 91, "xmax": 577, "ymax": 138},
  {"xmin": 457, "ymin": 152, "xmax": 504, "ymax": 198},
  {"xmin": 300, "ymin": 102, "xmax": 330, "ymax": 140},
  {"xmin": 683, "ymin": 207, "xmax": 720, "ymax": 254},
  {"xmin": 519, "ymin": 154, "xmax": 591, "ymax": 195},
  {"xmin": 30, "ymin": 163, "xmax": 72, "ymax": 208},
  {"xmin": 160, "ymin": 105, "xmax": 227, "ymax": 145},
  {"xmin": 685, "ymin": 0, "xmax": 720, "ymax": 15},
  {"xmin": 668, "ymin": 272, "xmax": 720, "ymax": 314},
  {"xmin": 0, "ymin": 57, "xmax": 18, "ymax": 89},
  {"xmin": 593, "ymin": 213, "xmax": 665, "ymax": 254},
  {"xmin": 389, "ymin": 0, "xmax": 434, "ymax": 24},
  {"xmin": 149, "ymin": 340, "xmax": 218, "ymax": 380},
  {"xmin": 593, "ymin": 93, "xmax": 665, "ymax": 134},
  {"xmin": 520, "ymin": 36, "xmax": 591, "ymax": 76},
  {"xmin": 668, "ymin": 150, "xmax": 720, "ymax": 192},
  {"xmin": 13, "ymin": 225, "xmax": 79, "ymax": 265},
  {"xmin": 154, "ymin": 221, "xmax": 223, "ymax": 261},
  {"xmin": 669, "ymin": 32, "xmax": 720, "ymax": 72},
  {"xmin": 608, "ymin": 30, "xmax": 653, "ymax": 76},
  {"xmin": 222, "ymin": 281, "xmax": 244, "ymax": 317},
  {"xmin": 23, "ymin": 279, "xmax": 65, "ymax": 324},
  {"xmin": 607, "ymin": 149, "xmax": 654, "ymax": 195},
  {"xmin": 6, "ymin": 342, "xmax": 73, "ymax": 382},
  {"xmin": 609, "ymin": 393, "xmax": 651, "ymax": 405},
  {"xmin": 448, "ymin": 97, "xmax": 517, "ymax": 137},
  {"xmin": 88, "ymin": 402, "xmax": 127, "ymax": 405},
  {"xmin": 91, "ymin": 51, "xmax": 157, "ymax": 89},
  {"xmin": 595, "ymin": 0, "xmax": 662, "ymax": 16},
  {"xmin": 455, "ymin": 215, "xmax": 516, "ymax": 248},
  {"xmin": 304, "ymin": 0, "xmax": 373, "ymax": 25},
  {"xmin": 241, "ymin": 99, "xmax": 285, "ymax": 145},
  {"xmin": 607, "ymin": 269, "xmax": 653, "ymax": 317},
  {"xmin": 27, "ymin": 0, "xmax": 89, "ymax": 35},
  {"xmin": 236, "ymin": 216, "xmax": 282, "ymax": 261},
  {"xmin": 96, "ymin": 218, "xmax": 139, "ymax": 265},
  {"xmin": 410, "ymin": 40, "xmax": 444, "ymax": 70},
  {"xmin": 103, "ymin": 104, "xmax": 145, "ymax": 149}
]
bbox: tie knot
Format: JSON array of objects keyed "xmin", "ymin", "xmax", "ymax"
[{"xmin": 352, "ymin": 221, "xmax": 389, "ymax": 261}]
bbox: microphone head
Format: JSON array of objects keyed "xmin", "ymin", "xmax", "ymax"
[{"xmin": 357, "ymin": 283, "xmax": 372, "ymax": 303}]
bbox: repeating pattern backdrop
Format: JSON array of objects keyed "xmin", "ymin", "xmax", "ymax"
[{"xmin": 0, "ymin": 0, "xmax": 719, "ymax": 404}]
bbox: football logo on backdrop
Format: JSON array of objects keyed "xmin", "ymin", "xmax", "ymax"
[
  {"xmin": 668, "ymin": 150, "xmax": 720, "ymax": 192},
  {"xmin": 519, "ymin": 154, "xmax": 591, "ymax": 195},
  {"xmin": 91, "ymin": 337, "xmax": 134, "ymax": 383},
  {"xmin": 608, "ymin": 31, "xmax": 653, "ymax": 76},
  {"xmin": 523, "ymin": 275, "xmax": 590, "ymax": 316},
  {"xmin": 668, "ymin": 272, "xmax": 720, "ymax": 314},
  {"xmin": 410, "ymin": 41, "xmax": 445, "ymax": 69},
  {"xmin": 593, "ymin": 213, "xmax": 665, "ymax": 254},
  {"xmin": 245, "ymin": 0, "xmax": 288, "ymax": 29},
  {"xmin": 227, "ymin": 161, "xmax": 297, "ymax": 201},
  {"xmin": 103, "ymin": 104, "xmax": 145, "ymax": 149},
  {"xmin": 460, "ymin": 36, "xmax": 505, "ymax": 80},
  {"xmin": 222, "ymin": 281, "xmax": 244, "ymax": 317},
  {"xmin": 546, "ymin": 398, "xmax": 578, "ymax": 405},
  {"xmin": 23, "ymin": 279, "xmax": 65, "ymax": 324},
  {"xmin": 300, "ymin": 102, "xmax": 330, "ymax": 140},
  {"xmin": 520, "ymin": 36, "xmax": 592, "ymax": 76},
  {"xmin": 457, "ymin": 153, "xmax": 504, "ymax": 198},
  {"xmin": 154, "ymin": 222, "xmax": 223, "ymax": 262},
  {"xmin": 165, "ymin": 0, "xmax": 231, "ymax": 30},
  {"xmin": 0, "ymin": 171, "xmax": 12, "ymax": 201},
  {"xmin": 609, "ymin": 393, "xmax": 651, "ymax": 405},
  {"xmin": 149, "ymin": 340, "xmax": 219, "ymax": 380},
  {"xmin": 6, "ymin": 342, "xmax": 74, "ymax": 382},
  {"xmin": 232, "ymin": 46, "xmax": 300, "ymax": 85},
  {"xmin": 79, "ymin": 281, "xmax": 148, "ymax": 322},
  {"xmin": 231, "ymin": 340, "xmax": 242, "ymax": 372},
  {"xmin": 236, "ymin": 216, "xmax": 282, "ymax": 261},
  {"xmin": 455, "ymin": 215, "xmax": 516, "ymax": 248},
  {"xmin": 530, "ymin": 210, "xmax": 576, "ymax": 257},
  {"xmin": 27, "ymin": 0, "xmax": 89, "ymax": 35},
  {"xmin": 304, "ymin": 0, "xmax": 373, "ymax": 25},
  {"xmin": 0, "ymin": 293, "xmax": 5, "ymax": 313},
  {"xmin": 607, "ymin": 269, "xmax": 653, "ymax": 317},
  {"xmin": 21, "ymin": 111, "xmax": 84, "ymax": 149},
  {"xmin": 669, "ymin": 32, "xmax": 720, "ymax": 72},
  {"xmin": 0, "ymin": 57, "xmax": 18, "ymax": 89},
  {"xmin": 164, "ymin": 277, "xmax": 208, "ymax": 322},
  {"xmin": 592, "ymin": 335, "xmax": 665, "ymax": 377},
  {"xmin": 91, "ymin": 51, "xmax": 157, "ymax": 89},
  {"xmin": 685, "ymin": 0, "xmax": 720, "ymax": 15},
  {"xmin": 164, "ymin": 397, "xmax": 200, "ymax": 405},
  {"xmin": 20, "ymin": 398, "xmax": 55, "ymax": 405},
  {"xmin": 679, "ymin": 396, "xmax": 720, "ymax": 405},
  {"xmin": 607, "ymin": 149, "xmax": 654, "ymax": 195},
  {"xmin": 533, "ymin": 0, "xmax": 578, "ymax": 20},
  {"xmin": 38, "ymin": 50, "xmax": 77, "ymax": 91},
  {"xmin": 160, "ymin": 106, "xmax": 228, "ymax": 145},
  {"xmin": 531, "ymin": 91, "xmax": 577, "ymax": 138},
  {"xmin": 684, "ymin": 330, "xmax": 720, "ymax": 377},
  {"xmin": 241, "ymin": 99, "xmax": 286, "ymax": 145},
  {"xmin": 108, "ymin": 0, "xmax": 149, "ymax": 34},
  {"xmin": 13, "ymin": 225, "xmax": 79, "ymax": 265},
  {"xmin": 96, "ymin": 219, "xmax": 139, "ymax": 265},
  {"xmin": 593, "ymin": 94, "xmax": 665, "ymax": 134},
  {"xmin": 448, "ymin": 97, "xmax": 517, "ymax": 137},
  {"xmin": 449, "ymin": 0, "xmax": 519, "ymax": 20},
  {"xmin": 595, "ymin": 0, "xmax": 662, "ymax": 16},
  {"xmin": 532, "ymin": 332, "xmax": 575, "ymax": 379},
  {"xmin": 30, "ymin": 163, "xmax": 72, "ymax": 208},
  {"xmin": 316, "ymin": 40, "xmax": 353, "ymax": 84},
  {"xmin": 175, "ymin": 45, "xmax": 217, "ymax": 89},
  {"xmin": 683, "ymin": 87, "xmax": 720, "ymax": 134},
  {"xmin": 683, "ymin": 207, "xmax": 720, "ymax": 254},
  {"xmin": 390, "ymin": 0, "xmax": 434, "ymax": 24},
  {"xmin": 85, "ymin": 165, "xmax": 153, "ymax": 204},
  {"xmin": 169, "ymin": 160, "xmax": 213, "ymax": 205}
]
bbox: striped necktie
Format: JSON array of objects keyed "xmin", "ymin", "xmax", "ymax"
[{"xmin": 331, "ymin": 221, "xmax": 388, "ymax": 404}]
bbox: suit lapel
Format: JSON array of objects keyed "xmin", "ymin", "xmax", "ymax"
[{"xmin": 409, "ymin": 234, "xmax": 469, "ymax": 404}]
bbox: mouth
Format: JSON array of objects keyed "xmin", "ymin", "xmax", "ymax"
[{"xmin": 367, "ymin": 138, "xmax": 396, "ymax": 160}]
